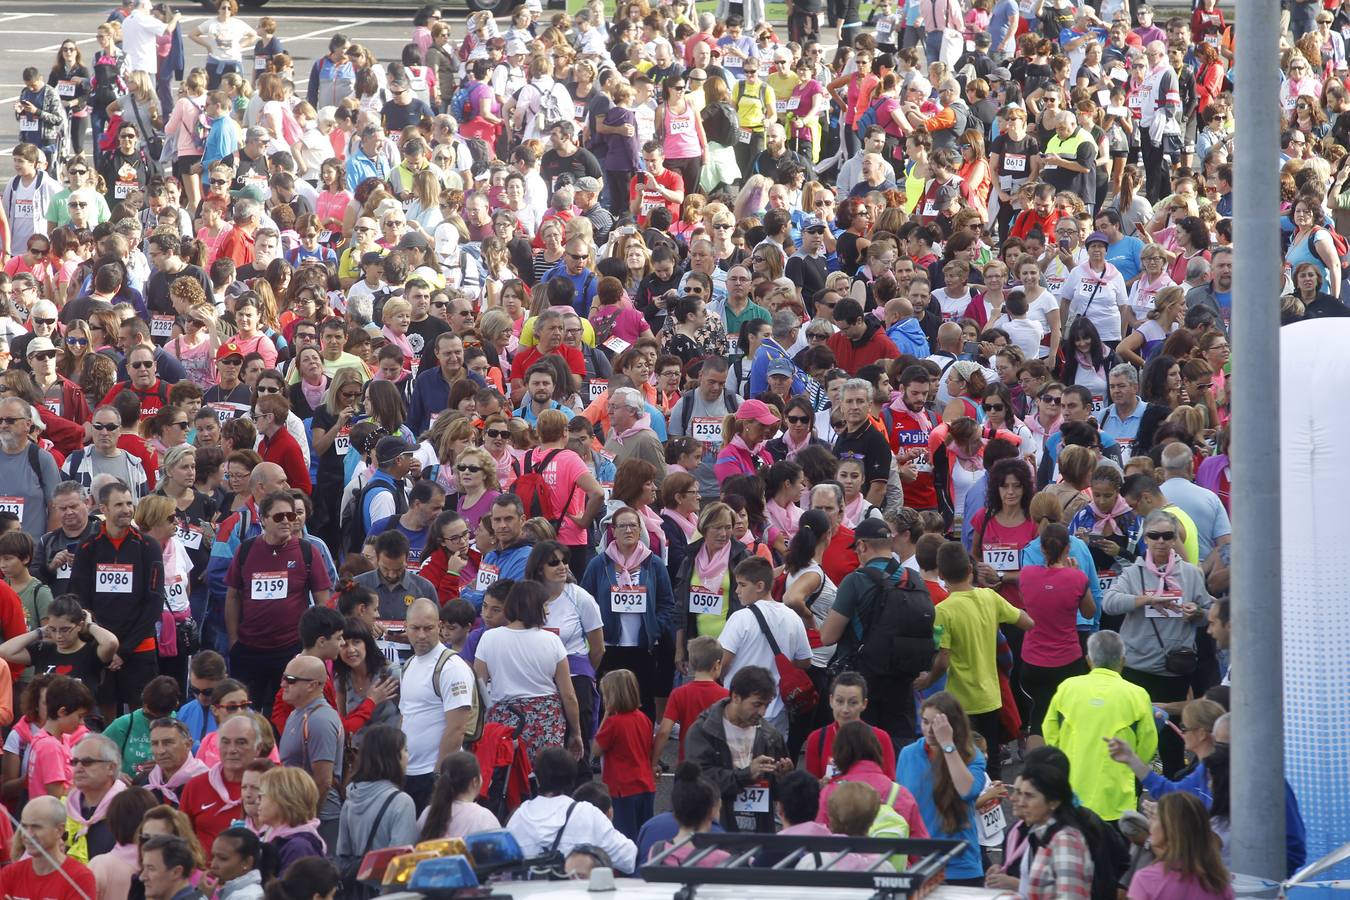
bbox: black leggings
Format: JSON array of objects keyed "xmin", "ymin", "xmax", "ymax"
[
  {"xmin": 1020, "ymin": 657, "xmax": 1090, "ymax": 736},
  {"xmin": 604, "ymin": 168, "xmax": 633, "ymax": 217},
  {"xmin": 665, "ymin": 156, "xmax": 702, "ymax": 198},
  {"xmin": 1123, "ymin": 666, "xmax": 1191, "ymax": 777}
]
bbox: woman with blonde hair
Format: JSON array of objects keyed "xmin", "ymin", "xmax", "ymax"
[
  {"xmin": 171, "ymin": 300, "xmax": 223, "ymax": 390},
  {"xmin": 406, "ymin": 170, "xmax": 444, "ymax": 232},
  {"xmin": 1117, "ymin": 285, "xmax": 1185, "ymax": 368},
  {"xmin": 134, "ymin": 493, "xmax": 193, "ymax": 684},
  {"xmin": 107, "ymin": 70, "xmax": 161, "ymax": 156},
  {"xmin": 257, "ymin": 766, "xmax": 325, "ymax": 874},
  {"xmin": 449, "ymin": 445, "xmax": 501, "ymax": 533},
  {"xmin": 431, "ymin": 416, "xmax": 479, "ymax": 493},
  {"xmin": 749, "ymin": 242, "xmax": 785, "ymax": 283},
  {"xmin": 619, "ymin": 235, "xmax": 653, "ymax": 296},
  {"xmin": 672, "ymin": 194, "xmax": 707, "ymax": 243}
]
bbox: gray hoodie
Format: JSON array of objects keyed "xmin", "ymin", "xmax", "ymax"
[
  {"xmin": 336, "ymin": 780, "xmax": 421, "ymax": 862},
  {"xmin": 219, "ymin": 871, "xmax": 263, "ymax": 900}
]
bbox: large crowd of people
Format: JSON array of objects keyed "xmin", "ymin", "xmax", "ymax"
[{"xmin": 0, "ymin": 0, "xmax": 1313, "ymax": 895}]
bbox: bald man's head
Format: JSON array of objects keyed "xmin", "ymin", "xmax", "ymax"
[
  {"xmin": 937, "ymin": 322, "xmax": 963, "ymax": 352},
  {"xmin": 406, "ymin": 597, "xmax": 442, "ymax": 655},
  {"xmin": 249, "ymin": 462, "xmax": 288, "ymax": 499}
]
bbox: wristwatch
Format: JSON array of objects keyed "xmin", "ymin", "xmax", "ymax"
[{"xmin": 941, "ymin": 743, "xmax": 956, "ymax": 755}]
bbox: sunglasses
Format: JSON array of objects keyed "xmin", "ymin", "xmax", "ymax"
[
  {"xmin": 70, "ymin": 757, "xmax": 110, "ymax": 768},
  {"xmin": 28, "ymin": 351, "xmax": 57, "ymax": 361},
  {"xmin": 1040, "ymin": 395, "xmax": 1062, "ymax": 405},
  {"xmin": 91, "ymin": 422, "xmax": 119, "ymax": 432},
  {"xmin": 0, "ymin": 417, "xmax": 26, "ymax": 426},
  {"xmin": 68, "ymin": 168, "xmax": 88, "ymax": 175},
  {"xmin": 271, "ymin": 511, "xmax": 298, "ymax": 523},
  {"xmin": 786, "ymin": 415, "xmax": 811, "ymax": 424},
  {"xmin": 217, "ymin": 700, "xmax": 252, "ymax": 713},
  {"xmin": 432, "ymin": 300, "xmax": 450, "ymax": 309},
  {"xmin": 546, "ymin": 557, "xmax": 568, "ymax": 566},
  {"xmin": 456, "ymin": 464, "xmax": 482, "ymax": 474},
  {"xmin": 130, "ymin": 360, "xmax": 154, "ymax": 370},
  {"xmin": 1145, "ymin": 531, "xmax": 1176, "ymax": 541},
  {"xmin": 983, "ymin": 403, "xmax": 1005, "ymax": 412},
  {"xmin": 219, "ymin": 357, "xmax": 242, "ymax": 366},
  {"xmin": 256, "ymin": 386, "xmax": 280, "ymax": 394},
  {"xmin": 281, "ymin": 673, "xmax": 315, "ymax": 684},
  {"xmin": 485, "ymin": 428, "xmax": 510, "ymax": 439},
  {"xmin": 68, "ymin": 201, "xmax": 87, "ymax": 208},
  {"xmin": 170, "ymin": 420, "xmax": 190, "ymax": 429}
]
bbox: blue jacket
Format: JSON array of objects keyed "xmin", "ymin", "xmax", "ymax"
[
  {"xmin": 460, "ymin": 539, "xmax": 534, "ymax": 609},
  {"xmin": 163, "ymin": 25, "xmax": 185, "ymax": 82},
  {"xmin": 886, "ymin": 317, "xmax": 930, "ymax": 358},
  {"xmin": 580, "ymin": 553, "xmax": 677, "ymax": 650},
  {"xmin": 405, "ymin": 366, "xmax": 453, "ymax": 436},
  {"xmin": 360, "ymin": 470, "xmax": 405, "ymax": 534},
  {"xmin": 748, "ymin": 338, "xmax": 809, "ymax": 397}
]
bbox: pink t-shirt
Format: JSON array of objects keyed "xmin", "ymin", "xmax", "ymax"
[
  {"xmin": 525, "ymin": 447, "xmax": 590, "ymax": 546},
  {"xmin": 233, "ymin": 333, "xmax": 278, "ymax": 368},
  {"xmin": 591, "ymin": 306, "xmax": 648, "ymax": 345},
  {"xmin": 971, "ymin": 512, "xmax": 1038, "ymax": 608},
  {"xmin": 1126, "ymin": 862, "xmax": 1235, "ymax": 900},
  {"xmin": 27, "ymin": 729, "xmax": 72, "ymax": 799},
  {"xmin": 791, "ymin": 81, "xmax": 827, "ymax": 139},
  {"xmin": 1019, "ymin": 564, "xmax": 1090, "ymax": 668},
  {"xmin": 316, "ymin": 191, "xmax": 352, "ymax": 226}
]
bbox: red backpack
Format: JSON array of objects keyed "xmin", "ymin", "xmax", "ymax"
[{"xmin": 512, "ymin": 448, "xmax": 574, "ymax": 527}]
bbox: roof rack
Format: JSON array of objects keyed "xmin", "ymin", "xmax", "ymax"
[{"xmin": 640, "ymin": 834, "xmax": 969, "ymax": 900}]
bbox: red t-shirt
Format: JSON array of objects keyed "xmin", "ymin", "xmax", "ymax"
[
  {"xmin": 926, "ymin": 578, "xmax": 949, "ymax": 604},
  {"xmin": 628, "ymin": 167, "xmax": 683, "ymax": 227},
  {"xmin": 224, "ymin": 537, "xmax": 334, "ymax": 650},
  {"xmin": 259, "ymin": 427, "xmax": 313, "ymax": 494},
  {"xmin": 180, "ymin": 769, "xmax": 242, "ymax": 854},
  {"xmin": 663, "ymin": 680, "xmax": 729, "ymax": 760},
  {"xmin": 117, "ymin": 434, "xmax": 159, "ymax": 491},
  {"xmin": 595, "ymin": 708, "xmax": 655, "ymax": 798},
  {"xmin": 0, "ymin": 856, "xmax": 96, "ymax": 900},
  {"xmin": 101, "ymin": 379, "xmax": 170, "ymax": 421},
  {"xmin": 823, "ymin": 527, "xmax": 860, "ymax": 590},
  {"xmin": 803, "ymin": 721, "xmax": 897, "ymax": 779},
  {"xmin": 510, "ymin": 344, "xmax": 586, "ymax": 383}
]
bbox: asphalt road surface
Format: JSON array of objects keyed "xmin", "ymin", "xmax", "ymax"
[{"xmin": 0, "ymin": 0, "xmax": 441, "ymax": 181}]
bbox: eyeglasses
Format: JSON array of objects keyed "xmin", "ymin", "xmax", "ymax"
[
  {"xmin": 130, "ymin": 360, "xmax": 154, "ymax": 370},
  {"xmin": 444, "ymin": 530, "xmax": 470, "ymax": 543},
  {"xmin": 71, "ymin": 757, "xmax": 111, "ymax": 768},
  {"xmin": 786, "ymin": 415, "xmax": 811, "ymax": 424},
  {"xmin": 91, "ymin": 422, "xmax": 119, "ymax": 432},
  {"xmin": 29, "ymin": 350, "xmax": 57, "ymax": 361},
  {"xmin": 217, "ymin": 701, "xmax": 252, "ymax": 713},
  {"xmin": 1145, "ymin": 531, "xmax": 1176, "ymax": 541},
  {"xmin": 456, "ymin": 464, "xmax": 482, "ymax": 474},
  {"xmin": 281, "ymin": 673, "xmax": 315, "ymax": 684},
  {"xmin": 0, "ymin": 417, "xmax": 26, "ymax": 426},
  {"xmin": 485, "ymin": 428, "xmax": 510, "ymax": 439},
  {"xmin": 68, "ymin": 201, "xmax": 87, "ymax": 208},
  {"xmin": 567, "ymin": 252, "xmax": 589, "ymax": 260}
]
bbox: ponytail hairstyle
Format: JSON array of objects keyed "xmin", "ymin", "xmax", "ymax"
[
  {"xmin": 785, "ymin": 508, "xmax": 831, "ymax": 574},
  {"xmin": 670, "ymin": 761, "xmax": 720, "ymax": 829},
  {"xmin": 419, "ymin": 751, "xmax": 483, "ymax": 842}
]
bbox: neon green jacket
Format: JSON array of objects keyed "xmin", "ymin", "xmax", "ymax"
[{"xmin": 1043, "ymin": 667, "xmax": 1158, "ymax": 822}]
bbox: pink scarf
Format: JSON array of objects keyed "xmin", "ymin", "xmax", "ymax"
[
  {"xmin": 636, "ymin": 503, "xmax": 664, "ymax": 541},
  {"xmin": 1087, "ymin": 494, "xmax": 1132, "ymax": 534},
  {"xmin": 765, "ymin": 498, "xmax": 801, "ymax": 542},
  {"xmin": 1075, "ymin": 351, "xmax": 1103, "ymax": 382},
  {"xmin": 842, "ymin": 491, "xmax": 866, "ymax": 529},
  {"xmin": 1143, "ymin": 549, "xmax": 1180, "ymax": 594},
  {"xmin": 729, "ymin": 434, "xmax": 766, "ymax": 467},
  {"xmin": 605, "ymin": 539, "xmax": 652, "ymax": 587},
  {"xmin": 664, "ymin": 508, "xmax": 698, "ymax": 541},
  {"xmin": 205, "ymin": 763, "xmax": 244, "ymax": 812},
  {"xmin": 694, "ymin": 540, "xmax": 732, "ymax": 588},
  {"xmin": 950, "ymin": 439, "xmax": 985, "ymax": 473},
  {"xmin": 781, "ymin": 427, "xmax": 812, "ymax": 460},
  {"xmin": 614, "ymin": 413, "xmax": 653, "ymax": 445},
  {"xmin": 146, "ymin": 757, "xmax": 209, "ymax": 806},
  {"xmin": 262, "ymin": 819, "xmax": 327, "ymax": 854},
  {"xmin": 67, "ymin": 780, "xmax": 128, "ymax": 839},
  {"xmin": 381, "ymin": 326, "xmax": 415, "ymax": 369}
]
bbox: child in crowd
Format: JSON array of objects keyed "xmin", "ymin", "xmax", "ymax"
[
  {"xmin": 594, "ymin": 669, "xmax": 655, "ymax": 842},
  {"xmin": 439, "ymin": 598, "xmax": 477, "ymax": 653},
  {"xmin": 652, "ymin": 636, "xmax": 727, "ymax": 766}
]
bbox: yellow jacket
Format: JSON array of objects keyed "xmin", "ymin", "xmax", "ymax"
[{"xmin": 1043, "ymin": 666, "xmax": 1157, "ymax": 822}]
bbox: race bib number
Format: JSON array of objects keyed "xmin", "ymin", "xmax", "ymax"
[
  {"xmin": 250, "ymin": 572, "xmax": 288, "ymax": 600},
  {"xmin": 211, "ymin": 403, "xmax": 241, "ymax": 424},
  {"xmin": 0, "ymin": 496, "xmax": 24, "ymax": 518},
  {"xmin": 691, "ymin": 416, "xmax": 722, "ymax": 445},
  {"xmin": 1116, "ymin": 437, "xmax": 1134, "ymax": 463},
  {"xmin": 13, "ymin": 199, "xmax": 33, "ymax": 219},
  {"xmin": 1128, "ymin": 92, "xmax": 1144, "ymax": 110},
  {"xmin": 775, "ymin": 99, "xmax": 789, "ymax": 115},
  {"xmin": 43, "ymin": 400, "xmax": 61, "ymax": 416},
  {"xmin": 176, "ymin": 522, "xmax": 203, "ymax": 550},
  {"xmin": 588, "ymin": 379, "xmax": 609, "ymax": 403},
  {"xmin": 733, "ymin": 784, "xmax": 770, "ymax": 813},
  {"xmin": 983, "ymin": 544, "xmax": 1020, "ymax": 572},
  {"xmin": 688, "ymin": 586, "xmax": 724, "ymax": 616},
  {"xmin": 922, "ymin": 201, "xmax": 938, "ymax": 218},
  {"xmin": 1098, "ymin": 571, "xmax": 1118, "ymax": 595},
  {"xmin": 610, "ymin": 585, "xmax": 648, "ymax": 614},
  {"xmin": 318, "ymin": 230, "xmax": 334, "ymax": 244},
  {"xmin": 601, "ymin": 482, "xmax": 613, "ymax": 502},
  {"xmin": 602, "ymin": 335, "xmax": 631, "ymax": 355},
  {"xmin": 334, "ymin": 427, "xmax": 351, "ymax": 456},
  {"xmin": 18, "ymin": 117, "xmax": 37, "ymax": 132},
  {"xmin": 877, "ymin": 19, "xmax": 894, "ymax": 40},
  {"xmin": 57, "ymin": 561, "xmax": 71, "ymax": 580},
  {"xmin": 1144, "ymin": 589, "xmax": 1184, "ymax": 618},
  {"xmin": 165, "ymin": 575, "xmax": 189, "ymax": 612},
  {"xmin": 1091, "ymin": 395, "xmax": 1105, "ymax": 415},
  {"xmin": 475, "ymin": 564, "xmax": 500, "ymax": 593},
  {"xmin": 736, "ymin": 128, "xmax": 752, "ymax": 145},
  {"xmin": 976, "ymin": 799, "xmax": 1007, "ymax": 843},
  {"xmin": 1003, "ymin": 153, "xmax": 1027, "ymax": 173},
  {"xmin": 57, "ymin": 80, "xmax": 76, "ymax": 98},
  {"xmin": 669, "ymin": 115, "xmax": 692, "ymax": 134},
  {"xmin": 151, "ymin": 315, "xmax": 174, "ymax": 338},
  {"xmin": 97, "ymin": 563, "xmax": 133, "ymax": 594},
  {"xmin": 254, "ymin": 56, "xmax": 268, "ymax": 72},
  {"xmin": 725, "ymin": 54, "xmax": 744, "ymax": 71},
  {"xmin": 114, "ymin": 181, "xmax": 134, "ymax": 199}
]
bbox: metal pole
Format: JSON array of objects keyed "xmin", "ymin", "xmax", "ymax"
[{"xmin": 1230, "ymin": 0, "xmax": 1285, "ymax": 883}]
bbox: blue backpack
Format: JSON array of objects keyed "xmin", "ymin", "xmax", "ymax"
[
  {"xmin": 854, "ymin": 96, "xmax": 887, "ymax": 135},
  {"xmin": 452, "ymin": 82, "xmax": 479, "ymax": 123}
]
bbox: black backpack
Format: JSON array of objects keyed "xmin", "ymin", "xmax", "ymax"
[
  {"xmin": 342, "ymin": 477, "xmax": 409, "ymax": 555},
  {"xmin": 836, "ymin": 560, "xmax": 936, "ymax": 679}
]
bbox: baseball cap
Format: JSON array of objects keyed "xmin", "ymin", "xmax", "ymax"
[
  {"xmin": 1085, "ymin": 230, "xmax": 1111, "ymax": 248},
  {"xmin": 376, "ymin": 436, "xmax": 418, "ymax": 465},
  {"xmin": 852, "ymin": 518, "xmax": 893, "ymax": 545},
  {"xmin": 506, "ymin": 38, "xmax": 528, "ymax": 56},
  {"xmin": 774, "ymin": 48, "xmax": 792, "ymax": 62},
  {"xmin": 360, "ymin": 250, "xmax": 385, "ymax": 267},
  {"xmin": 216, "ymin": 340, "xmax": 244, "ymax": 361},
  {"xmin": 766, "ymin": 358, "xmax": 795, "ymax": 378},
  {"xmin": 989, "ymin": 66, "xmax": 1013, "ymax": 83},
  {"xmin": 25, "ymin": 336, "xmax": 55, "ymax": 356},
  {"xmin": 734, "ymin": 398, "xmax": 781, "ymax": 426},
  {"xmin": 396, "ymin": 232, "xmax": 430, "ymax": 252},
  {"xmin": 576, "ymin": 176, "xmax": 602, "ymax": 193},
  {"xmin": 230, "ymin": 184, "xmax": 266, "ymax": 204}
]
